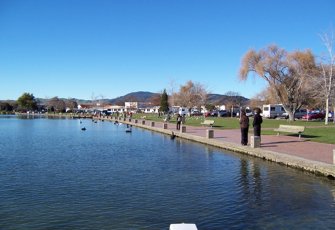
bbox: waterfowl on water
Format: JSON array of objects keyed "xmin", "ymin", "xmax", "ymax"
[
  {"xmin": 81, "ymin": 127, "xmax": 86, "ymax": 131},
  {"xmin": 125, "ymin": 124, "xmax": 132, "ymax": 132}
]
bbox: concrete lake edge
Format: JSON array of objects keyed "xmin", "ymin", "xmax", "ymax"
[{"xmin": 105, "ymin": 116, "xmax": 335, "ymax": 179}]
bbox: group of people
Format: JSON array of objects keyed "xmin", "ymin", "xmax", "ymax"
[
  {"xmin": 172, "ymin": 109, "xmax": 262, "ymax": 146},
  {"xmin": 239, "ymin": 108, "xmax": 263, "ymax": 146}
]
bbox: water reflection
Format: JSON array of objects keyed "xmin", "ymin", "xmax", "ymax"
[
  {"xmin": 16, "ymin": 114, "xmax": 45, "ymax": 119},
  {"xmin": 204, "ymin": 146, "xmax": 214, "ymax": 158},
  {"xmin": 239, "ymin": 159, "xmax": 263, "ymax": 205},
  {"xmin": 0, "ymin": 117, "xmax": 335, "ymax": 229}
]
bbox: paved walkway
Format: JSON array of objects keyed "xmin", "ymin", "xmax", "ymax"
[
  {"xmin": 101, "ymin": 116, "xmax": 335, "ymax": 177},
  {"xmin": 174, "ymin": 124, "xmax": 335, "ymax": 165}
]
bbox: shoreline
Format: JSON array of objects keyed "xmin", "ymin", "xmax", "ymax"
[{"xmin": 103, "ymin": 116, "xmax": 335, "ymax": 179}]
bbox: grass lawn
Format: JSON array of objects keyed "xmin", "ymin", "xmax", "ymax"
[
  {"xmin": 262, "ymin": 126, "xmax": 335, "ymax": 144},
  {"xmin": 302, "ymin": 127, "xmax": 335, "ymax": 144},
  {"xmin": 131, "ymin": 113, "xmax": 335, "ymax": 144}
]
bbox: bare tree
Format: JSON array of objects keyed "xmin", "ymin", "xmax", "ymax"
[
  {"xmin": 239, "ymin": 45, "xmax": 316, "ymax": 121},
  {"xmin": 167, "ymin": 80, "xmax": 177, "ymax": 106},
  {"xmin": 314, "ymin": 30, "xmax": 335, "ymax": 125},
  {"xmin": 191, "ymin": 82, "xmax": 208, "ymax": 110},
  {"xmin": 249, "ymin": 86, "xmax": 278, "ymax": 108},
  {"xmin": 47, "ymin": 97, "xmax": 66, "ymax": 112},
  {"xmin": 173, "ymin": 80, "xmax": 208, "ymax": 110},
  {"xmin": 91, "ymin": 92, "xmax": 97, "ymax": 105},
  {"xmin": 225, "ymin": 91, "xmax": 244, "ymax": 117},
  {"xmin": 98, "ymin": 94, "xmax": 105, "ymax": 110},
  {"xmin": 65, "ymin": 98, "xmax": 78, "ymax": 112}
]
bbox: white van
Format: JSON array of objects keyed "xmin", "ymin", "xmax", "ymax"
[
  {"xmin": 178, "ymin": 107, "xmax": 189, "ymax": 116},
  {"xmin": 262, "ymin": 104, "xmax": 285, "ymax": 118}
]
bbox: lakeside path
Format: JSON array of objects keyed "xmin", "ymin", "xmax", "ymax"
[{"xmin": 99, "ymin": 116, "xmax": 335, "ymax": 178}]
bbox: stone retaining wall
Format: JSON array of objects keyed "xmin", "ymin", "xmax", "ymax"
[{"xmin": 99, "ymin": 116, "xmax": 335, "ymax": 179}]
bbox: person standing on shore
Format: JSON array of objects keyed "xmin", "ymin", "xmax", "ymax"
[
  {"xmin": 253, "ymin": 108, "xmax": 263, "ymax": 137},
  {"xmin": 239, "ymin": 111, "xmax": 249, "ymax": 145},
  {"xmin": 176, "ymin": 114, "xmax": 182, "ymax": 130}
]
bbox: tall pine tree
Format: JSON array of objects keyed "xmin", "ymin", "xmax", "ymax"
[{"xmin": 159, "ymin": 89, "xmax": 169, "ymax": 113}]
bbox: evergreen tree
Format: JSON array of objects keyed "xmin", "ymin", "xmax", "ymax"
[
  {"xmin": 160, "ymin": 89, "xmax": 169, "ymax": 113},
  {"xmin": 17, "ymin": 92, "xmax": 37, "ymax": 111}
]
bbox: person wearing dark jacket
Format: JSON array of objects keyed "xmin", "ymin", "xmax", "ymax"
[
  {"xmin": 176, "ymin": 114, "xmax": 182, "ymax": 130},
  {"xmin": 253, "ymin": 108, "xmax": 263, "ymax": 137},
  {"xmin": 239, "ymin": 111, "xmax": 249, "ymax": 145}
]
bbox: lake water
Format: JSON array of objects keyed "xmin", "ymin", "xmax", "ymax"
[{"xmin": 0, "ymin": 116, "xmax": 335, "ymax": 229}]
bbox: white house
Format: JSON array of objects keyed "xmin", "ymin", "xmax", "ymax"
[
  {"xmin": 77, "ymin": 104, "xmax": 94, "ymax": 112},
  {"xmin": 142, "ymin": 106, "xmax": 160, "ymax": 113},
  {"xmin": 125, "ymin": 102, "xmax": 138, "ymax": 112},
  {"xmin": 104, "ymin": 105, "xmax": 125, "ymax": 113}
]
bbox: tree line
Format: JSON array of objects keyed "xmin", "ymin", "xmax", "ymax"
[{"xmin": 0, "ymin": 93, "xmax": 78, "ymax": 113}]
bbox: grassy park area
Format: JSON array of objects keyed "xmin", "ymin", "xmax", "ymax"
[{"xmin": 131, "ymin": 113, "xmax": 335, "ymax": 144}]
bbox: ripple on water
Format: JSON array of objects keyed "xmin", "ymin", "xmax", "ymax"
[{"xmin": 0, "ymin": 118, "xmax": 335, "ymax": 229}]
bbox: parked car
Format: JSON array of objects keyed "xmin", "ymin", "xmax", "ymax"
[
  {"xmin": 204, "ymin": 111, "xmax": 211, "ymax": 117},
  {"xmin": 302, "ymin": 112, "xmax": 325, "ymax": 120},
  {"xmin": 218, "ymin": 110, "xmax": 228, "ymax": 117},
  {"xmin": 245, "ymin": 108, "xmax": 253, "ymax": 117},
  {"xmin": 190, "ymin": 110, "xmax": 202, "ymax": 116},
  {"xmin": 282, "ymin": 109, "xmax": 307, "ymax": 119},
  {"xmin": 210, "ymin": 110, "xmax": 218, "ymax": 117},
  {"xmin": 236, "ymin": 108, "xmax": 253, "ymax": 117}
]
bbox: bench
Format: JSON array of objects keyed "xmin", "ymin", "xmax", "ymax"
[
  {"xmin": 274, "ymin": 125, "xmax": 305, "ymax": 138},
  {"xmin": 201, "ymin": 120, "xmax": 215, "ymax": 127}
]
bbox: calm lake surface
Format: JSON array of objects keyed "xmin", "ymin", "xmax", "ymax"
[{"xmin": 0, "ymin": 116, "xmax": 334, "ymax": 229}]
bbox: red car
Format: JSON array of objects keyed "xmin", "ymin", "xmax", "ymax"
[{"xmin": 302, "ymin": 112, "xmax": 325, "ymax": 120}]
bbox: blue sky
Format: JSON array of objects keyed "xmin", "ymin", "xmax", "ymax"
[{"xmin": 0, "ymin": 0, "xmax": 334, "ymax": 100}]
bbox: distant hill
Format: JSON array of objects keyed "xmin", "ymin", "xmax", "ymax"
[
  {"xmin": 106, "ymin": 92, "xmax": 249, "ymax": 105},
  {"xmin": 25, "ymin": 92, "xmax": 156, "ymax": 105},
  {"xmin": 108, "ymin": 91, "xmax": 159, "ymax": 105},
  {"xmin": 35, "ymin": 98, "xmax": 91, "ymax": 105},
  {"xmin": 206, "ymin": 94, "xmax": 249, "ymax": 105},
  {"xmin": 25, "ymin": 91, "xmax": 248, "ymax": 106}
]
